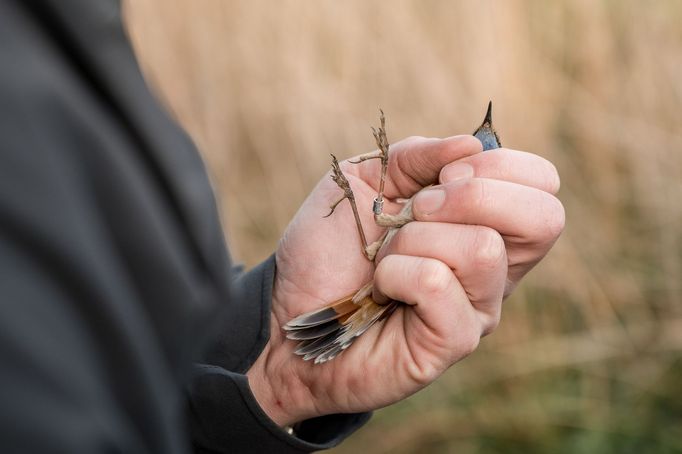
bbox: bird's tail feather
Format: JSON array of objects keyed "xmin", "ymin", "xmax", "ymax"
[{"xmin": 284, "ymin": 292, "xmax": 397, "ymax": 364}]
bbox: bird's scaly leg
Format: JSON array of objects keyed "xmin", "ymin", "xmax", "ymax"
[
  {"xmin": 370, "ymin": 110, "xmax": 390, "ymax": 217},
  {"xmin": 324, "ymin": 154, "xmax": 374, "ymax": 261},
  {"xmin": 367, "ymin": 110, "xmax": 417, "ymax": 230}
]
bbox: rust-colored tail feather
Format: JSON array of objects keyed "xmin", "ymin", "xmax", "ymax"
[{"xmin": 284, "ymin": 293, "xmax": 398, "ymax": 364}]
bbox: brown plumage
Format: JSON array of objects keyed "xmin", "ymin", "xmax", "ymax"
[
  {"xmin": 284, "ymin": 295, "xmax": 399, "ymax": 364},
  {"xmin": 284, "ymin": 104, "xmax": 501, "ymax": 364},
  {"xmin": 283, "ymin": 198, "xmax": 413, "ymax": 364}
]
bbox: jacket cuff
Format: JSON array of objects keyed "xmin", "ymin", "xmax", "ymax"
[
  {"xmin": 201, "ymin": 255, "xmax": 276, "ymax": 373},
  {"xmin": 189, "ymin": 254, "xmax": 371, "ymax": 452},
  {"xmin": 188, "ymin": 365, "xmax": 371, "ymax": 453}
]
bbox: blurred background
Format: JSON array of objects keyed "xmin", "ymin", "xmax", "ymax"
[{"xmin": 125, "ymin": 1, "xmax": 682, "ymax": 452}]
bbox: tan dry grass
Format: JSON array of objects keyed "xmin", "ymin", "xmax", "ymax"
[{"xmin": 125, "ymin": 1, "xmax": 682, "ymax": 452}]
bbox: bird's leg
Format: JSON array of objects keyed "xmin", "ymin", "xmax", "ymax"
[
  {"xmin": 369, "ymin": 110, "xmax": 422, "ymax": 230},
  {"xmin": 326, "ymin": 110, "xmax": 415, "ymax": 264},
  {"xmin": 348, "ymin": 151, "xmax": 382, "ymax": 164},
  {"xmin": 347, "ymin": 110, "xmax": 414, "ymax": 257},
  {"xmin": 370, "ymin": 109, "xmax": 390, "ymax": 217},
  {"xmin": 324, "ymin": 154, "xmax": 374, "ymax": 261},
  {"xmin": 364, "ymin": 230, "xmax": 388, "ymax": 262}
]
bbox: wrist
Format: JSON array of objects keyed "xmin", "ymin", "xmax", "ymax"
[
  {"xmin": 246, "ymin": 343, "xmax": 293, "ymax": 427},
  {"xmin": 246, "ymin": 312, "xmax": 321, "ymax": 428}
]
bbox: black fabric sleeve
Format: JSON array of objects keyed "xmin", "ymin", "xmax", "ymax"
[
  {"xmin": 188, "ymin": 367, "xmax": 371, "ymax": 454},
  {"xmin": 0, "ymin": 0, "xmax": 370, "ymax": 452},
  {"xmin": 188, "ymin": 256, "xmax": 372, "ymax": 453}
]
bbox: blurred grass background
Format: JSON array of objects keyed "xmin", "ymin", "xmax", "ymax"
[{"xmin": 125, "ymin": 1, "xmax": 682, "ymax": 452}]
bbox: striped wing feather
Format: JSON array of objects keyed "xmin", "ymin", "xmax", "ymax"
[{"xmin": 284, "ymin": 294, "xmax": 397, "ymax": 364}]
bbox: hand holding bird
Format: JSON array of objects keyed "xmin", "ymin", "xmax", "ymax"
[
  {"xmin": 246, "ymin": 105, "xmax": 565, "ymax": 427},
  {"xmin": 284, "ymin": 103, "xmax": 502, "ymax": 364}
]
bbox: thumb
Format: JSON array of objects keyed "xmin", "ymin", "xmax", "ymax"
[{"xmin": 356, "ymin": 135, "xmax": 483, "ymax": 199}]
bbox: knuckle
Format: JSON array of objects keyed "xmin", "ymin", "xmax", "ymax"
[
  {"xmin": 416, "ymin": 259, "xmax": 452, "ymax": 297},
  {"xmin": 463, "ymin": 178, "xmax": 492, "ymax": 213},
  {"xmin": 471, "ymin": 227, "xmax": 506, "ymax": 269},
  {"xmin": 480, "ymin": 311, "xmax": 501, "ymax": 337}
]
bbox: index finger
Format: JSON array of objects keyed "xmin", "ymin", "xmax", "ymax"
[
  {"xmin": 412, "ymin": 178, "xmax": 566, "ymax": 246},
  {"xmin": 440, "ymin": 148, "xmax": 561, "ymax": 195}
]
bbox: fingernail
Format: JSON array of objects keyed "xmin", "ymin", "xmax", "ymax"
[
  {"xmin": 414, "ymin": 187, "xmax": 446, "ymax": 215},
  {"xmin": 440, "ymin": 162, "xmax": 474, "ymax": 183}
]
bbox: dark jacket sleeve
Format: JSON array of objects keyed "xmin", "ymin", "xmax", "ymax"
[
  {"xmin": 188, "ymin": 256, "xmax": 372, "ymax": 453},
  {"xmin": 0, "ymin": 0, "xmax": 368, "ymax": 452}
]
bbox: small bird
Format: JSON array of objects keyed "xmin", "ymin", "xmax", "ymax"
[
  {"xmin": 473, "ymin": 101, "xmax": 501, "ymax": 150},
  {"xmin": 283, "ymin": 102, "xmax": 502, "ymax": 364}
]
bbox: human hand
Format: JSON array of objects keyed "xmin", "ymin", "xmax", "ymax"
[{"xmin": 246, "ymin": 134, "xmax": 564, "ymax": 426}]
